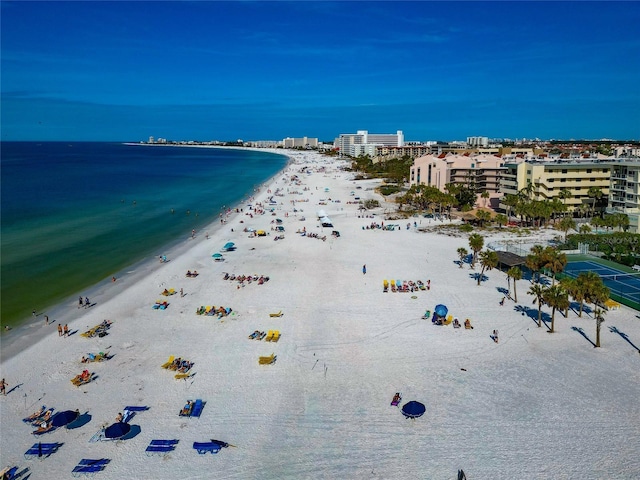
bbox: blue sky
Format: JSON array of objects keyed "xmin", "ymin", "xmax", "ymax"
[{"xmin": 2, "ymin": 1, "xmax": 639, "ymax": 142}]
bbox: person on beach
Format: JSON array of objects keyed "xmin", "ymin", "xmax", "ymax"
[
  {"xmin": 115, "ymin": 412, "xmax": 123, "ymax": 422},
  {"xmin": 63, "ymin": 324, "xmax": 69, "ymax": 337},
  {"xmin": 492, "ymin": 330, "xmax": 499, "ymax": 343},
  {"xmin": 500, "ymin": 297, "xmax": 505, "ymax": 306},
  {"xmin": 180, "ymin": 288, "xmax": 184, "ymax": 297},
  {"xmin": 32, "ymin": 309, "xmax": 37, "ymax": 317},
  {"xmin": 58, "ymin": 324, "xmax": 63, "ymax": 337},
  {"xmin": 45, "ymin": 315, "xmax": 49, "ymax": 325},
  {"xmin": 0, "ymin": 378, "xmax": 7, "ymax": 395},
  {"xmin": 84, "ymin": 297, "xmax": 90, "ymax": 308},
  {"xmin": 362, "ymin": 264, "xmax": 366, "ymax": 275},
  {"xmin": 78, "ymin": 296, "xmax": 83, "ymax": 308}
]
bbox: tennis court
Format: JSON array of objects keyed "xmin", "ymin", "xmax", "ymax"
[{"xmin": 564, "ymin": 260, "xmax": 640, "ymax": 304}]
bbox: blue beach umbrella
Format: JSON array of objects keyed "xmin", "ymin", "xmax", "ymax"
[
  {"xmin": 212, "ymin": 253, "xmax": 223, "ymax": 259},
  {"xmin": 401, "ymin": 401, "xmax": 426, "ymax": 419},
  {"xmin": 51, "ymin": 410, "xmax": 80, "ymax": 428},
  {"xmin": 224, "ymin": 242, "xmax": 235, "ymax": 248},
  {"xmin": 434, "ymin": 304, "xmax": 448, "ymax": 318},
  {"xmin": 104, "ymin": 422, "xmax": 131, "ymax": 439}
]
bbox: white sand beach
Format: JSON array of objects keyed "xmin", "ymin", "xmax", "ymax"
[{"xmin": 1, "ymin": 150, "xmax": 639, "ymax": 479}]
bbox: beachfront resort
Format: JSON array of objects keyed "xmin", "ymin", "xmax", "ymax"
[{"xmin": 1, "ymin": 146, "xmax": 639, "ymax": 479}]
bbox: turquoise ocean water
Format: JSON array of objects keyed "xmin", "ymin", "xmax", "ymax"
[{"xmin": 1, "ymin": 142, "xmax": 288, "ymax": 328}]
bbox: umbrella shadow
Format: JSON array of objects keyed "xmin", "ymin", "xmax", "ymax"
[
  {"xmin": 67, "ymin": 412, "xmax": 92, "ymax": 430},
  {"xmin": 6, "ymin": 383, "xmax": 24, "ymax": 395},
  {"xmin": 67, "ymin": 330, "xmax": 80, "ymax": 337},
  {"xmin": 571, "ymin": 326, "xmax": 596, "ymax": 347},
  {"xmin": 119, "ymin": 424, "xmax": 141, "ymax": 440},
  {"xmin": 609, "ymin": 326, "xmax": 640, "ymax": 352}
]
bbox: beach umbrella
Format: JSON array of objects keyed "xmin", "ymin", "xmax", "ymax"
[
  {"xmin": 434, "ymin": 304, "xmax": 448, "ymax": 318},
  {"xmin": 51, "ymin": 410, "xmax": 80, "ymax": 428},
  {"xmin": 401, "ymin": 401, "xmax": 426, "ymax": 419},
  {"xmin": 224, "ymin": 242, "xmax": 235, "ymax": 248},
  {"xmin": 212, "ymin": 253, "xmax": 223, "ymax": 259},
  {"xmin": 104, "ymin": 422, "xmax": 131, "ymax": 439}
]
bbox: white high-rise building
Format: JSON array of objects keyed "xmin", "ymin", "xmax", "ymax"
[
  {"xmin": 467, "ymin": 136, "xmax": 489, "ymax": 147},
  {"xmin": 337, "ymin": 130, "xmax": 404, "ymax": 157}
]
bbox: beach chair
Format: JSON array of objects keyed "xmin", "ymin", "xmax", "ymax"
[
  {"xmin": 161, "ymin": 356, "xmax": 175, "ymax": 369},
  {"xmin": 383, "ymin": 279, "xmax": 389, "ymax": 292},
  {"xmin": 258, "ymin": 353, "xmax": 276, "ymax": 365},
  {"xmin": 190, "ymin": 399, "xmax": 205, "ymax": 418},
  {"xmin": 24, "ymin": 442, "xmax": 61, "ymax": 459},
  {"xmin": 464, "ymin": 319, "xmax": 473, "ymax": 329},
  {"xmin": 269, "ymin": 311, "xmax": 283, "ymax": 317},
  {"xmin": 23, "ymin": 406, "xmax": 48, "ymax": 424},
  {"xmin": 123, "ymin": 406, "xmax": 149, "ymax": 412},
  {"xmin": 146, "ymin": 439, "xmax": 178, "ymax": 456},
  {"xmin": 272, "ymin": 330, "xmax": 281, "ymax": 342},
  {"xmin": 391, "ymin": 280, "xmax": 396, "ymax": 292},
  {"xmin": 193, "ymin": 442, "xmax": 221, "ymax": 455},
  {"xmin": 443, "ymin": 315, "xmax": 453, "ymax": 325},
  {"xmin": 265, "ymin": 330, "xmax": 274, "ymax": 342},
  {"xmin": 168, "ymin": 288, "xmax": 176, "ymax": 295},
  {"xmin": 71, "ymin": 463, "xmax": 107, "ymax": 477}
]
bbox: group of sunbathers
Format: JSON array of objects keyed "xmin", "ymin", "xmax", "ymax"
[
  {"xmin": 185, "ymin": 270, "xmax": 199, "ymax": 277},
  {"xmin": 195, "ymin": 305, "xmax": 233, "ymax": 317},
  {"xmin": 386, "ymin": 279, "xmax": 429, "ymax": 293},
  {"xmin": 82, "ymin": 319, "xmax": 112, "ymax": 338},
  {"xmin": 24, "ymin": 406, "xmax": 55, "ymax": 434},
  {"xmin": 222, "ymin": 273, "xmax": 269, "ymax": 286},
  {"xmin": 169, "ymin": 358, "xmax": 193, "ymax": 374},
  {"xmin": 81, "ymin": 352, "xmax": 108, "ymax": 363},
  {"xmin": 299, "ymin": 231, "xmax": 326, "ymax": 241},
  {"xmin": 248, "ymin": 330, "xmax": 267, "ymax": 340}
]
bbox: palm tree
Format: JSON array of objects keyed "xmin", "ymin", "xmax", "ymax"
[
  {"xmin": 558, "ymin": 188, "xmax": 572, "ymax": 216},
  {"xmin": 558, "ymin": 217, "xmax": 576, "ymax": 242},
  {"xmin": 502, "ymin": 194, "xmax": 520, "ymax": 221},
  {"xmin": 559, "ymin": 276, "xmax": 578, "ymax": 317},
  {"xmin": 468, "ymin": 233, "xmax": 484, "ymax": 268},
  {"xmin": 526, "ymin": 244, "xmax": 546, "ymax": 283},
  {"xmin": 494, "ymin": 213, "xmax": 508, "ymax": 229},
  {"xmin": 476, "ymin": 209, "xmax": 491, "ymax": 227},
  {"xmin": 528, "ymin": 283, "xmax": 547, "ymax": 327},
  {"xmin": 456, "ymin": 247, "xmax": 468, "ymax": 268},
  {"xmin": 579, "ymin": 224, "xmax": 592, "ymax": 235},
  {"xmin": 587, "ymin": 186, "xmax": 603, "ymax": 219},
  {"xmin": 507, "ymin": 266, "xmax": 523, "ymax": 302},
  {"xmin": 477, "ymin": 250, "xmax": 499, "ymax": 286},
  {"xmin": 594, "ymin": 306, "xmax": 607, "ymax": 348},
  {"xmin": 543, "ymin": 285, "xmax": 570, "ymax": 333},
  {"xmin": 542, "ymin": 247, "xmax": 567, "ymax": 285},
  {"xmin": 480, "ymin": 190, "xmax": 490, "ymax": 208}
]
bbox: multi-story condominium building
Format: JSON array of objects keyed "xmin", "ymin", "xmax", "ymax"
[
  {"xmin": 283, "ymin": 137, "xmax": 319, "ymax": 149},
  {"xmin": 467, "ymin": 136, "xmax": 489, "ymax": 147},
  {"xmin": 336, "ymin": 130, "xmax": 404, "ymax": 157},
  {"xmin": 607, "ymin": 160, "xmax": 640, "ymax": 233},
  {"xmin": 499, "ymin": 160, "xmax": 611, "ymax": 213},
  {"xmin": 410, "ymin": 153, "xmax": 506, "ymax": 207}
]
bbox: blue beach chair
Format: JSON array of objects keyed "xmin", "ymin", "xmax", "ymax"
[
  {"xmin": 146, "ymin": 439, "xmax": 179, "ymax": 456},
  {"xmin": 24, "ymin": 442, "xmax": 61, "ymax": 459},
  {"xmin": 71, "ymin": 464, "xmax": 106, "ymax": 477},
  {"xmin": 190, "ymin": 399, "xmax": 205, "ymax": 418},
  {"xmin": 193, "ymin": 442, "xmax": 221, "ymax": 455}
]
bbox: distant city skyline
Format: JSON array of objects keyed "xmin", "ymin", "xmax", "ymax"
[{"xmin": 2, "ymin": 1, "xmax": 639, "ymax": 142}]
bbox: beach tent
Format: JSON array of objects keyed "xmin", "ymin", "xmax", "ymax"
[
  {"xmin": 401, "ymin": 401, "xmax": 426, "ymax": 419},
  {"xmin": 104, "ymin": 422, "xmax": 131, "ymax": 440},
  {"xmin": 317, "ymin": 210, "xmax": 327, "ymax": 219},
  {"xmin": 51, "ymin": 410, "xmax": 79, "ymax": 428}
]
